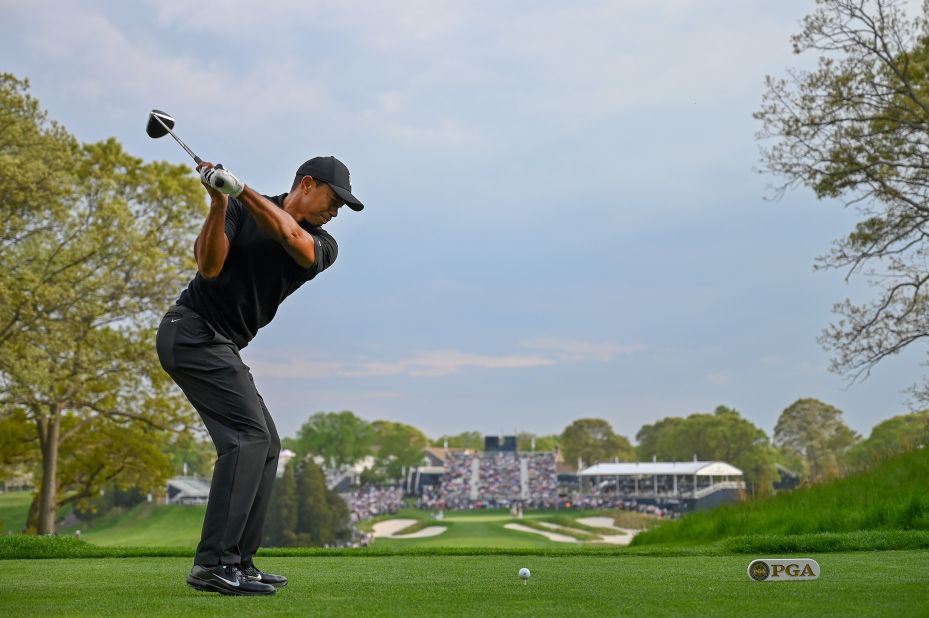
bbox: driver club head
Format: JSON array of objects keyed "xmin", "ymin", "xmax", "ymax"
[
  {"xmin": 146, "ymin": 109, "xmax": 175, "ymax": 138},
  {"xmin": 145, "ymin": 109, "xmax": 203, "ymax": 165}
]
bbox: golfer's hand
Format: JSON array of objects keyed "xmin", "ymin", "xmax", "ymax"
[
  {"xmin": 196, "ymin": 162, "xmax": 226, "ymax": 204},
  {"xmin": 199, "ymin": 162, "xmax": 245, "ymax": 198}
]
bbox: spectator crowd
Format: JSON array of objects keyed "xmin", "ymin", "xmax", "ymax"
[
  {"xmin": 343, "ymin": 485, "xmax": 404, "ymax": 522},
  {"xmin": 419, "ymin": 452, "xmax": 559, "ymax": 509}
]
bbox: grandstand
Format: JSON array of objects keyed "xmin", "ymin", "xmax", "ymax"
[
  {"xmin": 417, "ymin": 436, "xmax": 559, "ymax": 509},
  {"xmin": 579, "ymin": 460, "xmax": 744, "ymax": 511}
]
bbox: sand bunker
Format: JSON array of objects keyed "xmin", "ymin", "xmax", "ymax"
[
  {"xmin": 504, "ymin": 523, "xmax": 578, "ymax": 543},
  {"xmin": 538, "ymin": 521, "xmax": 586, "ymax": 533},
  {"xmin": 372, "ymin": 519, "xmax": 447, "ymax": 539},
  {"xmin": 507, "ymin": 517, "xmax": 640, "ymax": 545},
  {"xmin": 575, "ymin": 516, "xmax": 623, "ymax": 530},
  {"xmin": 576, "ymin": 517, "xmax": 640, "ymax": 546}
]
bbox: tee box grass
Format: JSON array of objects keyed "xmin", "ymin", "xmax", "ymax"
[{"xmin": 2, "ymin": 551, "xmax": 927, "ymax": 617}]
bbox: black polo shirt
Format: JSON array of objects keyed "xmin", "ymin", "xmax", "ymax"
[{"xmin": 177, "ymin": 193, "xmax": 338, "ymax": 349}]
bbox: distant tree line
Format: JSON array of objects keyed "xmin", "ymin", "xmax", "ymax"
[
  {"xmin": 263, "ymin": 457, "xmax": 350, "ymax": 548},
  {"xmin": 278, "ymin": 412, "xmax": 429, "ymax": 485},
  {"xmin": 272, "ymin": 401, "xmax": 929, "ymax": 498}
]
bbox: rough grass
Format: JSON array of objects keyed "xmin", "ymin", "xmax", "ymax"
[
  {"xmin": 634, "ymin": 447, "xmax": 929, "ymax": 546},
  {"xmin": 513, "ymin": 519, "xmax": 599, "ymax": 541},
  {"xmin": 537, "ymin": 515, "xmax": 623, "ymax": 535},
  {"xmin": 391, "ymin": 519, "xmax": 452, "ymax": 536},
  {"xmin": 610, "ymin": 510, "xmax": 664, "ymax": 530}
]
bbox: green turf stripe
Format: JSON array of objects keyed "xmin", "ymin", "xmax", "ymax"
[{"xmin": 5, "ymin": 530, "xmax": 929, "ymax": 560}]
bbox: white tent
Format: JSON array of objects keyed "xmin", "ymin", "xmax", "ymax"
[
  {"xmin": 578, "ymin": 461, "xmax": 744, "ymax": 499},
  {"xmin": 581, "ymin": 461, "xmax": 742, "ymax": 477}
]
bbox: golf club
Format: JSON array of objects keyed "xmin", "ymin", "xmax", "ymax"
[{"xmin": 146, "ymin": 109, "xmax": 203, "ymax": 165}]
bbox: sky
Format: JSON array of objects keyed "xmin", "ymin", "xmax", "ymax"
[{"xmin": 2, "ymin": 0, "xmax": 927, "ymax": 443}]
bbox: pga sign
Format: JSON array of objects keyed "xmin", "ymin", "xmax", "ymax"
[{"xmin": 747, "ymin": 558, "xmax": 820, "ymax": 582}]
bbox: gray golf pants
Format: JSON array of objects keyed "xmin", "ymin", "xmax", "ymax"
[{"xmin": 156, "ymin": 303, "xmax": 280, "ymax": 567}]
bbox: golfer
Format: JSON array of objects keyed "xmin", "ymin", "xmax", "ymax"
[{"xmin": 156, "ymin": 157, "xmax": 363, "ymax": 595}]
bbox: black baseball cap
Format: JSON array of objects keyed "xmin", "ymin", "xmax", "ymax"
[{"xmin": 294, "ymin": 156, "xmax": 364, "ymax": 211}]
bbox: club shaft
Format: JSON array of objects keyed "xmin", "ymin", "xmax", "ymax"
[{"xmin": 153, "ymin": 115, "xmax": 202, "ymax": 165}]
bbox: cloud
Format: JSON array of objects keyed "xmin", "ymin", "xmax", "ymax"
[
  {"xmin": 250, "ymin": 348, "xmax": 554, "ymax": 380},
  {"xmin": 361, "ymin": 391, "xmax": 404, "ymax": 400},
  {"xmin": 251, "ymin": 337, "xmax": 642, "ymax": 380},
  {"xmin": 521, "ymin": 337, "xmax": 645, "ymax": 362},
  {"xmin": 21, "ymin": 10, "xmax": 226, "ymax": 111},
  {"xmin": 3, "ymin": 0, "xmax": 794, "ymax": 159},
  {"xmin": 351, "ymin": 350, "xmax": 554, "ymax": 377},
  {"xmin": 705, "ymin": 370, "xmax": 731, "ymax": 385}
]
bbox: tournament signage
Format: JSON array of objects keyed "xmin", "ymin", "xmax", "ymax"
[{"xmin": 747, "ymin": 558, "xmax": 820, "ymax": 582}]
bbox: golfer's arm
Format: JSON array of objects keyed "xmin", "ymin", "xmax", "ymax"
[
  {"xmin": 194, "ymin": 198, "xmax": 230, "ymax": 279},
  {"xmin": 237, "ymin": 186, "xmax": 316, "ymax": 268}
]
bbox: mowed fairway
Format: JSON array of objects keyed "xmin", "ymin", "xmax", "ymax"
[
  {"xmin": 1, "ymin": 552, "xmax": 927, "ymax": 616},
  {"xmin": 374, "ymin": 511, "xmax": 590, "ymax": 549}
]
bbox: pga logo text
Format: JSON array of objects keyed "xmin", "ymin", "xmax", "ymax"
[{"xmin": 748, "ymin": 558, "xmax": 820, "ymax": 582}]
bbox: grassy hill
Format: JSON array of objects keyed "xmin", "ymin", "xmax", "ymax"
[
  {"xmin": 0, "ymin": 492, "xmax": 32, "ymax": 532},
  {"xmin": 0, "ymin": 493, "xmax": 201, "ymax": 545},
  {"xmin": 61, "ymin": 503, "xmax": 206, "ymax": 547},
  {"xmin": 0, "ymin": 492, "xmax": 72, "ymax": 533},
  {"xmin": 634, "ymin": 446, "xmax": 929, "ymax": 546}
]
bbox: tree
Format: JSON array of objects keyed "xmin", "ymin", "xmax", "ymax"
[
  {"xmin": 372, "ymin": 420, "xmax": 428, "ymax": 480},
  {"xmin": 516, "ymin": 432, "xmax": 560, "ymax": 452},
  {"xmin": 264, "ymin": 459, "xmax": 298, "ymax": 546},
  {"xmin": 635, "ymin": 406, "xmax": 779, "ymax": 496},
  {"xmin": 635, "ymin": 417, "xmax": 685, "ymax": 461},
  {"xmin": 0, "ymin": 408, "xmax": 36, "ymax": 471},
  {"xmin": 559, "ymin": 418, "xmax": 635, "ymax": 466},
  {"xmin": 774, "ymin": 398, "xmax": 860, "ymax": 481},
  {"xmin": 755, "ymin": 1, "xmax": 929, "ymax": 398},
  {"xmin": 0, "ymin": 408, "xmax": 39, "ymax": 500},
  {"xmin": 325, "ymin": 484, "xmax": 351, "ymax": 543},
  {"xmin": 0, "ymin": 74, "xmax": 204, "ymax": 533},
  {"xmin": 847, "ymin": 409, "xmax": 929, "ymax": 470},
  {"xmin": 296, "ymin": 457, "xmax": 331, "ymax": 545},
  {"xmin": 294, "ymin": 411, "xmax": 373, "ymax": 468},
  {"xmin": 163, "ymin": 430, "xmax": 215, "ymax": 478},
  {"xmin": 55, "ymin": 420, "xmax": 174, "ymax": 517},
  {"xmin": 430, "ymin": 431, "xmax": 483, "ymax": 449},
  {"xmin": 264, "ymin": 457, "xmax": 350, "ymax": 547}
]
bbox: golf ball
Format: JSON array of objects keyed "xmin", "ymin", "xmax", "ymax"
[{"xmin": 519, "ymin": 568, "xmax": 530, "ymax": 580}]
